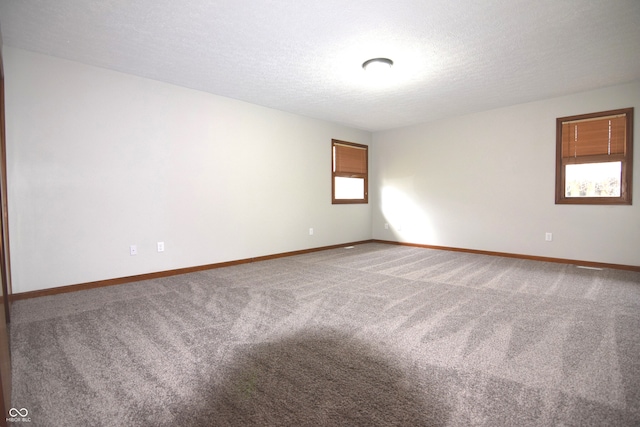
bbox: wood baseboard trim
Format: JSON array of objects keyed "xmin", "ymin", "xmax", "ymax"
[
  {"xmin": 11, "ymin": 240, "xmax": 374, "ymax": 301},
  {"xmin": 372, "ymin": 239, "xmax": 640, "ymax": 272},
  {"xmin": 12, "ymin": 239, "xmax": 639, "ymax": 300}
]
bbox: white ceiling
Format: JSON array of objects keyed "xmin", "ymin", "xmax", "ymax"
[{"xmin": 1, "ymin": 0, "xmax": 639, "ymax": 131}]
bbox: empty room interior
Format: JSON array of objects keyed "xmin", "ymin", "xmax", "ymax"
[{"xmin": 0, "ymin": 1, "xmax": 639, "ymax": 426}]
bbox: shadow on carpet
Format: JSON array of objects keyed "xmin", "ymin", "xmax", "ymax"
[{"xmin": 175, "ymin": 330, "xmax": 449, "ymax": 426}]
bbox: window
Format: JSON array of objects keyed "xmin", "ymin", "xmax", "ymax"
[
  {"xmin": 332, "ymin": 139, "xmax": 368, "ymax": 204},
  {"xmin": 555, "ymin": 108, "xmax": 633, "ymax": 205}
]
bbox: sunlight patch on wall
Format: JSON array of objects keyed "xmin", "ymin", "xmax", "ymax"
[{"xmin": 381, "ymin": 186, "xmax": 436, "ymax": 243}]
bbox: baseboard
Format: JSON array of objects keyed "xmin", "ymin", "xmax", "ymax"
[
  {"xmin": 372, "ymin": 239, "xmax": 640, "ymax": 272},
  {"xmin": 12, "ymin": 239, "xmax": 639, "ymax": 300},
  {"xmin": 11, "ymin": 240, "xmax": 373, "ymax": 301}
]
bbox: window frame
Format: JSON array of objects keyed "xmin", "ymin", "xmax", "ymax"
[
  {"xmin": 555, "ymin": 107, "xmax": 634, "ymax": 205},
  {"xmin": 331, "ymin": 139, "xmax": 368, "ymax": 204}
]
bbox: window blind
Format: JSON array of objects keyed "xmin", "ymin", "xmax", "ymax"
[
  {"xmin": 561, "ymin": 114, "xmax": 626, "ymax": 159},
  {"xmin": 334, "ymin": 143, "xmax": 367, "ymax": 175}
]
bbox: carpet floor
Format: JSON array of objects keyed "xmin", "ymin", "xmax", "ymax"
[{"xmin": 10, "ymin": 243, "xmax": 640, "ymax": 426}]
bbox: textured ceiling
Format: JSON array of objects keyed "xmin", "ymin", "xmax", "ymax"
[{"xmin": 1, "ymin": 0, "xmax": 639, "ymax": 131}]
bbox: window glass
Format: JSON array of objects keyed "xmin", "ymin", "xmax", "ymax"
[
  {"xmin": 334, "ymin": 177, "xmax": 365, "ymax": 199},
  {"xmin": 565, "ymin": 162, "xmax": 621, "ymax": 197}
]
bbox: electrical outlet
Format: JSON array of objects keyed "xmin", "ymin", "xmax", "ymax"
[
  {"xmin": 545, "ymin": 232, "xmax": 553, "ymax": 242},
  {"xmin": 309, "ymin": 228, "xmax": 314, "ymax": 236},
  {"xmin": 384, "ymin": 223, "xmax": 389, "ymax": 229},
  {"xmin": 130, "ymin": 245, "xmax": 137, "ymax": 256},
  {"xmin": 157, "ymin": 242, "xmax": 165, "ymax": 252}
]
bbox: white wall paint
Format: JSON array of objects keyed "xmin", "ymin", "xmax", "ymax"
[
  {"xmin": 4, "ymin": 47, "xmax": 638, "ymax": 294},
  {"xmin": 4, "ymin": 47, "xmax": 371, "ymax": 293},
  {"xmin": 372, "ymin": 82, "xmax": 640, "ymax": 266}
]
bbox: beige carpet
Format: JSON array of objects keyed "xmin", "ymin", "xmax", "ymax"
[{"xmin": 10, "ymin": 243, "xmax": 640, "ymax": 426}]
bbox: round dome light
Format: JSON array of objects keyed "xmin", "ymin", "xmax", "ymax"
[{"xmin": 362, "ymin": 58, "xmax": 393, "ymax": 72}]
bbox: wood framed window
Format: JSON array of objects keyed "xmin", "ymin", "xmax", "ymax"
[
  {"xmin": 332, "ymin": 139, "xmax": 368, "ymax": 204},
  {"xmin": 555, "ymin": 107, "xmax": 633, "ymax": 205}
]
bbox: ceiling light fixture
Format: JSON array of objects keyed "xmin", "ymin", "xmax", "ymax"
[{"xmin": 362, "ymin": 58, "xmax": 393, "ymax": 72}]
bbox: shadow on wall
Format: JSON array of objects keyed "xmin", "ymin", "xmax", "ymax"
[{"xmin": 178, "ymin": 330, "xmax": 450, "ymax": 426}]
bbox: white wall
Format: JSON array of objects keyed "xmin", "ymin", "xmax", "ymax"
[
  {"xmin": 4, "ymin": 47, "xmax": 372, "ymax": 293},
  {"xmin": 372, "ymin": 81, "xmax": 640, "ymax": 266},
  {"xmin": 5, "ymin": 47, "xmax": 638, "ymax": 295}
]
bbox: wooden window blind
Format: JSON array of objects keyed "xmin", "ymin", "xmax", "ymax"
[
  {"xmin": 334, "ymin": 143, "xmax": 367, "ymax": 175},
  {"xmin": 561, "ymin": 114, "xmax": 627, "ymax": 163}
]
